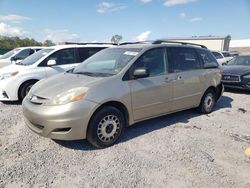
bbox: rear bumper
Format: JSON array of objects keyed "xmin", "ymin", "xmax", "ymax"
[{"xmin": 22, "ymin": 97, "xmax": 98, "ymax": 140}]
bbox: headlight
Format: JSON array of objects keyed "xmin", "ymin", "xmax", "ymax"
[
  {"xmin": 44, "ymin": 87, "xmax": 89, "ymax": 106},
  {"xmin": 0, "ymin": 71, "xmax": 18, "ymax": 80},
  {"xmin": 243, "ymin": 74, "xmax": 250, "ymax": 79}
]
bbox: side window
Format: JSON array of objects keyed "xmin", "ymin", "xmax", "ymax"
[
  {"xmin": 78, "ymin": 47, "xmax": 105, "ymax": 62},
  {"xmin": 198, "ymin": 49, "xmax": 218, "ymax": 68},
  {"xmin": 169, "ymin": 47, "xmax": 201, "ymax": 72},
  {"xmin": 29, "ymin": 49, "xmax": 35, "ymax": 55},
  {"xmin": 15, "ymin": 49, "xmax": 31, "ymax": 59},
  {"xmin": 133, "ymin": 48, "xmax": 166, "ymax": 77},
  {"xmin": 47, "ymin": 48, "xmax": 76, "ymax": 65}
]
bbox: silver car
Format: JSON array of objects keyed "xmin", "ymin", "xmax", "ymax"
[{"xmin": 22, "ymin": 40, "xmax": 223, "ymax": 148}]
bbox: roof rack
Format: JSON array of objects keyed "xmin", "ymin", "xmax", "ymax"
[
  {"xmin": 61, "ymin": 42, "xmax": 117, "ymax": 45},
  {"xmin": 152, "ymin": 39, "xmax": 207, "ymax": 49},
  {"xmin": 119, "ymin": 41, "xmax": 152, "ymax": 45}
]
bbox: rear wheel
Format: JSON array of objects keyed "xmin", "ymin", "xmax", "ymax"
[
  {"xmin": 198, "ymin": 89, "xmax": 216, "ymax": 114},
  {"xmin": 18, "ymin": 80, "xmax": 37, "ymax": 101},
  {"xmin": 87, "ymin": 106, "xmax": 125, "ymax": 148}
]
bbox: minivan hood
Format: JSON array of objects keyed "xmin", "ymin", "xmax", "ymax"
[
  {"xmin": 31, "ymin": 73, "xmax": 105, "ymax": 99},
  {"xmin": 222, "ymin": 65, "xmax": 250, "ymax": 75},
  {"xmin": 0, "ymin": 64, "xmax": 31, "ymax": 74}
]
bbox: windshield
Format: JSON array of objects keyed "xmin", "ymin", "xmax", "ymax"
[
  {"xmin": 227, "ymin": 56, "xmax": 250, "ymax": 66},
  {"xmin": 73, "ymin": 48, "xmax": 141, "ymax": 76},
  {"xmin": 18, "ymin": 48, "xmax": 54, "ymax": 66},
  {"xmin": 0, "ymin": 48, "xmax": 21, "ymax": 59}
]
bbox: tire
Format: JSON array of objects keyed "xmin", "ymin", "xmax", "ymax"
[
  {"xmin": 198, "ymin": 89, "xmax": 216, "ymax": 114},
  {"xmin": 18, "ymin": 80, "xmax": 37, "ymax": 101},
  {"xmin": 87, "ymin": 106, "xmax": 125, "ymax": 148}
]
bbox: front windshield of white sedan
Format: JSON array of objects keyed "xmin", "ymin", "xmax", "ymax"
[
  {"xmin": 18, "ymin": 48, "xmax": 54, "ymax": 66},
  {"xmin": 0, "ymin": 48, "xmax": 21, "ymax": 59},
  {"xmin": 73, "ymin": 48, "xmax": 141, "ymax": 76}
]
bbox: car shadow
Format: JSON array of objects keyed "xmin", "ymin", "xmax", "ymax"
[
  {"xmin": 1, "ymin": 101, "xmax": 22, "ymax": 105},
  {"xmin": 53, "ymin": 139, "xmax": 96, "ymax": 151},
  {"xmin": 121, "ymin": 95, "xmax": 233, "ymax": 143},
  {"xmin": 54, "ymin": 95, "xmax": 233, "ymax": 150}
]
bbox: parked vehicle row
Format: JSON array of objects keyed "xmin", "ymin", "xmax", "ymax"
[
  {"xmin": 211, "ymin": 51, "xmax": 234, "ymax": 66},
  {"xmin": 21, "ymin": 40, "xmax": 224, "ymax": 148},
  {"xmin": 0, "ymin": 47, "xmax": 44, "ymax": 68},
  {"xmin": 0, "ymin": 44, "xmax": 112, "ymax": 101}
]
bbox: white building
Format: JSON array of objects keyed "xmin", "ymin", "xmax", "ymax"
[{"xmin": 165, "ymin": 35, "xmax": 231, "ymax": 51}]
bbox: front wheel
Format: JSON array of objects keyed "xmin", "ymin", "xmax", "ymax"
[
  {"xmin": 198, "ymin": 89, "xmax": 216, "ymax": 114},
  {"xmin": 18, "ymin": 80, "xmax": 37, "ymax": 101},
  {"xmin": 87, "ymin": 106, "xmax": 125, "ymax": 148}
]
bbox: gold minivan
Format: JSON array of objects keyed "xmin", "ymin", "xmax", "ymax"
[{"xmin": 22, "ymin": 40, "xmax": 223, "ymax": 148}]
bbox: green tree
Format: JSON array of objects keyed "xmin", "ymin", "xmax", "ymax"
[
  {"xmin": 43, "ymin": 40, "xmax": 55, "ymax": 46},
  {"xmin": 111, "ymin": 34, "xmax": 122, "ymax": 44},
  {"xmin": 0, "ymin": 35, "xmax": 51, "ymax": 49}
]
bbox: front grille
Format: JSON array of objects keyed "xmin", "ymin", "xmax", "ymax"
[{"xmin": 222, "ymin": 74, "xmax": 241, "ymax": 82}]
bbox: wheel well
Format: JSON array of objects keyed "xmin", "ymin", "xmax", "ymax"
[
  {"xmin": 205, "ymin": 84, "xmax": 222, "ymax": 101},
  {"xmin": 88, "ymin": 101, "xmax": 129, "ymax": 129},
  {"xmin": 18, "ymin": 79, "xmax": 39, "ymax": 99}
]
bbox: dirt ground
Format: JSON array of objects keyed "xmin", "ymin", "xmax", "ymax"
[{"xmin": 0, "ymin": 90, "xmax": 250, "ymax": 188}]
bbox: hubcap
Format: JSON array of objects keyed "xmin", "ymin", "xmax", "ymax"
[
  {"xmin": 97, "ymin": 115, "xmax": 120, "ymax": 143},
  {"xmin": 204, "ymin": 93, "xmax": 214, "ymax": 111},
  {"xmin": 25, "ymin": 85, "xmax": 33, "ymax": 95}
]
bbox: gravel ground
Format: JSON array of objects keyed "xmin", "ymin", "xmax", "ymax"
[{"xmin": 0, "ymin": 90, "xmax": 250, "ymax": 188}]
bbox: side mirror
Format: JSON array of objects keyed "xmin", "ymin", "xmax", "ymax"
[
  {"xmin": 10, "ymin": 56, "xmax": 17, "ymax": 62},
  {"xmin": 47, "ymin": 59, "xmax": 56, "ymax": 66},
  {"xmin": 133, "ymin": 68, "xmax": 149, "ymax": 79}
]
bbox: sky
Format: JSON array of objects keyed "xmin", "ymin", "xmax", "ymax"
[{"xmin": 0, "ymin": 0, "xmax": 250, "ymax": 43}]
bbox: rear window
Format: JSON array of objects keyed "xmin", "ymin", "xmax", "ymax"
[
  {"xmin": 222, "ymin": 52, "xmax": 231, "ymax": 57},
  {"xmin": 78, "ymin": 47, "xmax": 106, "ymax": 62},
  {"xmin": 212, "ymin": 52, "xmax": 223, "ymax": 59}
]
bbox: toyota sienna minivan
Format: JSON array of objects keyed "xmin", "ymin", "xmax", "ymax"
[{"xmin": 23, "ymin": 40, "xmax": 223, "ymax": 148}]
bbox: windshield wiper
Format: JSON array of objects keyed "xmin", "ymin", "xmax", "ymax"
[
  {"xmin": 16, "ymin": 62, "xmax": 27, "ymax": 66},
  {"xmin": 65, "ymin": 68, "xmax": 75, "ymax": 73},
  {"xmin": 73, "ymin": 71, "xmax": 114, "ymax": 77}
]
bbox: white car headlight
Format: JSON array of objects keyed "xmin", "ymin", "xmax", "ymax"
[
  {"xmin": 243, "ymin": 74, "xmax": 250, "ymax": 79},
  {"xmin": 44, "ymin": 87, "xmax": 89, "ymax": 106},
  {"xmin": 0, "ymin": 71, "xmax": 18, "ymax": 80}
]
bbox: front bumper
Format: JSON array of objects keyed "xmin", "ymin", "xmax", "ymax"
[
  {"xmin": 0, "ymin": 79, "xmax": 19, "ymax": 101},
  {"xmin": 222, "ymin": 81, "xmax": 250, "ymax": 91},
  {"xmin": 22, "ymin": 97, "xmax": 98, "ymax": 140}
]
